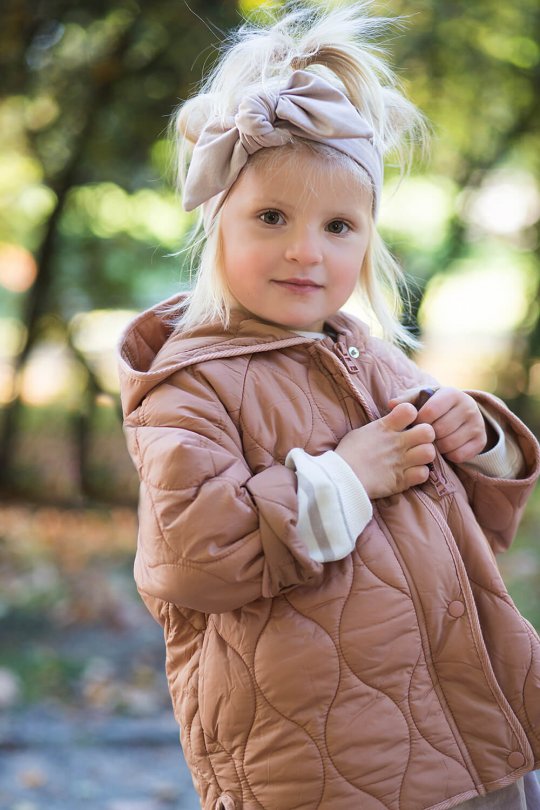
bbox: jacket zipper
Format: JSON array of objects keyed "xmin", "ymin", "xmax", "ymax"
[
  {"xmin": 329, "ymin": 338, "xmax": 454, "ymax": 499},
  {"xmin": 428, "ymin": 462, "xmax": 455, "ymax": 498},
  {"xmin": 332, "ymin": 340, "xmax": 361, "ymax": 374},
  {"xmin": 319, "ymin": 339, "xmax": 378, "ymax": 422}
]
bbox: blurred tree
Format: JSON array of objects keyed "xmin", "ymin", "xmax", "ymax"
[
  {"xmin": 0, "ymin": 0, "xmax": 241, "ymax": 492},
  {"xmin": 379, "ymin": 0, "xmax": 540, "ymax": 330},
  {"xmin": 398, "ymin": 0, "xmax": 540, "ymax": 425}
]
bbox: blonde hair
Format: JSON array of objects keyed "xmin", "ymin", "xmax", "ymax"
[{"xmin": 169, "ymin": 0, "xmax": 430, "ymax": 348}]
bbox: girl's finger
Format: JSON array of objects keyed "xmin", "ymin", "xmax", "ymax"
[
  {"xmin": 437, "ymin": 433, "xmax": 485, "ymax": 463},
  {"xmin": 405, "ymin": 443, "xmax": 436, "ymax": 468},
  {"xmin": 382, "ymin": 402, "xmax": 418, "ymax": 432},
  {"xmin": 430, "ymin": 411, "xmax": 467, "ymax": 441},
  {"xmin": 403, "ymin": 465, "xmax": 431, "ymax": 489},
  {"xmin": 404, "ymin": 422, "xmax": 436, "ymax": 447},
  {"xmin": 416, "ymin": 387, "xmax": 460, "ymax": 424}
]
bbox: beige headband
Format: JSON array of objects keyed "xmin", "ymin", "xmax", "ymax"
[{"xmin": 182, "ymin": 70, "xmax": 383, "ymax": 231}]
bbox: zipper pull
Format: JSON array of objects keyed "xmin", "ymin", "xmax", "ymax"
[
  {"xmin": 333, "ymin": 340, "xmax": 360, "ymax": 373},
  {"xmin": 415, "ymin": 387, "xmax": 437, "ymax": 411},
  {"xmin": 429, "ymin": 467, "xmax": 450, "ymax": 497},
  {"xmin": 414, "ymin": 387, "xmax": 437, "ymax": 473},
  {"xmin": 412, "ymin": 387, "xmax": 452, "ymax": 497}
]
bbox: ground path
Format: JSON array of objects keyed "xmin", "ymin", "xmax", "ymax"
[{"xmin": 0, "ymin": 705, "xmax": 200, "ymax": 809}]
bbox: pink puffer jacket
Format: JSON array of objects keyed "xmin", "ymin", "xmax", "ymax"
[{"xmin": 118, "ymin": 293, "xmax": 540, "ymax": 810}]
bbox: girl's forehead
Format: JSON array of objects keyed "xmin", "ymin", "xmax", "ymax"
[
  {"xmin": 248, "ymin": 152, "xmax": 345, "ymax": 183},
  {"xmin": 237, "ymin": 153, "xmax": 371, "ymax": 204}
]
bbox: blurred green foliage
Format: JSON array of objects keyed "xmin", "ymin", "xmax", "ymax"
[
  {"xmin": 0, "ymin": 0, "xmax": 243, "ymax": 318},
  {"xmin": 1, "ymin": 0, "xmax": 539, "ymax": 319}
]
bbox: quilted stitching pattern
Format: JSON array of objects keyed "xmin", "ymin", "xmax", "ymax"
[{"xmin": 120, "ymin": 304, "xmax": 540, "ymax": 810}]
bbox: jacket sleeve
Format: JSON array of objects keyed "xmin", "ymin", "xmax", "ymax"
[
  {"xmin": 378, "ymin": 340, "xmax": 540, "ymax": 554},
  {"xmin": 285, "ymin": 448, "xmax": 373, "ymax": 563},
  {"xmin": 453, "ymin": 389, "xmax": 540, "ymax": 553},
  {"xmin": 123, "ymin": 369, "xmax": 324, "ymax": 614}
]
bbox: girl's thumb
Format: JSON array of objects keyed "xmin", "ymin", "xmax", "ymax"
[{"xmin": 383, "ymin": 401, "xmax": 418, "ymax": 431}]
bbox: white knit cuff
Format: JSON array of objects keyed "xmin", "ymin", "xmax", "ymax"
[
  {"xmin": 285, "ymin": 448, "xmax": 373, "ymax": 563},
  {"xmin": 461, "ymin": 403, "xmax": 524, "ymax": 480}
]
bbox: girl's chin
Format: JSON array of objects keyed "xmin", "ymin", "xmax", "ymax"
[
  {"xmin": 265, "ymin": 319, "xmax": 324, "ymax": 332},
  {"xmin": 229, "ymin": 300, "xmax": 325, "ymax": 332}
]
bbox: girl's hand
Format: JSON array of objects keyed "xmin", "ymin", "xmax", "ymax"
[
  {"xmin": 334, "ymin": 403, "xmax": 436, "ymax": 500},
  {"xmin": 388, "ymin": 386, "xmax": 497, "ymax": 464}
]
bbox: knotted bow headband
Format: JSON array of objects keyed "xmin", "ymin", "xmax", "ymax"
[{"xmin": 182, "ymin": 69, "xmax": 384, "ymax": 230}]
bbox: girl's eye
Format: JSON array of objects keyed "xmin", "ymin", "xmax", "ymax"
[
  {"xmin": 259, "ymin": 210, "xmax": 283, "ymax": 225},
  {"xmin": 327, "ymin": 220, "xmax": 349, "ymax": 234}
]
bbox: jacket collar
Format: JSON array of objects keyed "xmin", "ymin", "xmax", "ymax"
[{"xmin": 117, "ymin": 292, "xmax": 370, "ymax": 417}]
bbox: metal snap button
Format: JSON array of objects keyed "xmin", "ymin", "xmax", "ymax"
[
  {"xmin": 348, "ymin": 346, "xmax": 360, "ymax": 358},
  {"xmin": 448, "ymin": 600, "xmax": 465, "ymax": 618}
]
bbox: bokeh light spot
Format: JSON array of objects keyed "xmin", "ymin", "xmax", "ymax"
[{"xmin": 0, "ymin": 244, "xmax": 37, "ymax": 292}]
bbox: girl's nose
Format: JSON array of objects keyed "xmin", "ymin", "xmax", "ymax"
[{"xmin": 284, "ymin": 228, "xmax": 323, "ymax": 265}]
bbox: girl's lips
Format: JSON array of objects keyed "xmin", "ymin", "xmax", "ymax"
[{"xmin": 273, "ymin": 280, "xmax": 322, "ymax": 293}]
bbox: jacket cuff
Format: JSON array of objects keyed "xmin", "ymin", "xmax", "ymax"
[
  {"xmin": 453, "ymin": 389, "xmax": 540, "ymax": 553},
  {"xmin": 461, "ymin": 402, "xmax": 524, "ymax": 479},
  {"xmin": 285, "ymin": 448, "xmax": 372, "ymax": 563},
  {"xmin": 462, "ymin": 390, "xmax": 540, "ymax": 484}
]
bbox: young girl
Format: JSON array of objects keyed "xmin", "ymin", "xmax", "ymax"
[{"xmin": 117, "ymin": 3, "xmax": 540, "ymax": 808}]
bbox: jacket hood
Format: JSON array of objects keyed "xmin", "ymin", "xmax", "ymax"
[{"xmin": 117, "ymin": 292, "xmax": 371, "ymax": 417}]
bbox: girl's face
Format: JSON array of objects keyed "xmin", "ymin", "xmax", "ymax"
[{"xmin": 219, "ymin": 152, "xmax": 372, "ymax": 333}]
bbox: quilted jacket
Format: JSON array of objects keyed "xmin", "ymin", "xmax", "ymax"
[{"xmin": 118, "ymin": 292, "xmax": 540, "ymax": 810}]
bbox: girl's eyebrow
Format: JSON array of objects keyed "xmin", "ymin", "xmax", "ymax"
[{"xmin": 251, "ymin": 197, "xmax": 289, "ymax": 207}]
